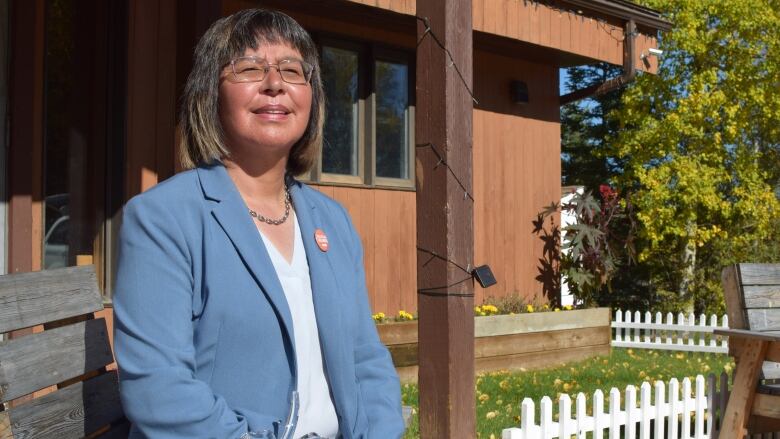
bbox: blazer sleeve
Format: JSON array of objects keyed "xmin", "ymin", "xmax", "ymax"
[
  {"xmin": 340, "ymin": 206, "xmax": 405, "ymax": 438},
  {"xmin": 113, "ymin": 195, "xmax": 266, "ymax": 439}
]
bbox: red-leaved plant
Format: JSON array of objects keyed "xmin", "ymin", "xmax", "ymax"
[{"xmin": 542, "ymin": 185, "xmax": 636, "ymax": 307}]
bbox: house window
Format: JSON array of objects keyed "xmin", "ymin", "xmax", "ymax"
[
  {"xmin": 321, "ymin": 46, "xmax": 360, "ymax": 177},
  {"xmin": 313, "ymin": 39, "xmax": 414, "ymax": 188},
  {"xmin": 375, "ymin": 59, "xmax": 410, "ymax": 180}
]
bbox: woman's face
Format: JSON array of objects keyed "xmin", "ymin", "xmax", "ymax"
[{"xmin": 218, "ymin": 42, "xmax": 312, "ymax": 162}]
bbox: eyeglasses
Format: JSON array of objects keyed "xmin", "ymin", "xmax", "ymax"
[{"xmin": 228, "ymin": 56, "xmax": 314, "ymax": 85}]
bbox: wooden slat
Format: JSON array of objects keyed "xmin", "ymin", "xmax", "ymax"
[
  {"xmin": 747, "ymin": 414, "xmax": 780, "ymax": 435},
  {"xmin": 723, "ymin": 264, "xmax": 749, "ymax": 330},
  {"xmin": 747, "ymin": 309, "xmax": 780, "ymax": 333},
  {"xmin": 766, "ymin": 341, "xmax": 780, "ymax": 363},
  {"xmin": 474, "ymin": 326, "xmax": 609, "ymax": 358},
  {"xmin": 721, "ymin": 338, "xmax": 769, "ymax": 438},
  {"xmin": 93, "ymin": 420, "xmax": 131, "ymax": 439},
  {"xmin": 739, "ymin": 264, "xmax": 780, "ymax": 286},
  {"xmin": 0, "ymin": 266, "xmax": 102, "ymax": 334},
  {"xmin": 475, "ymin": 308, "xmax": 610, "ymax": 337},
  {"xmin": 388, "ymin": 343, "xmax": 417, "ymax": 367},
  {"xmin": 377, "ymin": 320, "xmax": 417, "ymax": 345},
  {"xmin": 0, "ymin": 319, "xmax": 114, "ymax": 403},
  {"xmin": 7, "ymin": 372, "xmax": 123, "ymax": 439},
  {"xmin": 391, "ymin": 341, "xmax": 611, "ymax": 384},
  {"xmin": 387, "ymin": 326, "xmax": 610, "ymax": 368},
  {"xmin": 475, "ymin": 343, "xmax": 611, "ymax": 373},
  {"xmin": 753, "ymin": 393, "xmax": 780, "ymax": 418},
  {"xmin": 716, "ymin": 328, "xmax": 780, "ymax": 342},
  {"xmin": 744, "ymin": 286, "xmax": 780, "ymax": 308}
]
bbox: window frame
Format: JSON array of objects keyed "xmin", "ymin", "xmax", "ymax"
[
  {"xmin": 314, "ymin": 37, "xmax": 367, "ymax": 186},
  {"xmin": 370, "ymin": 46, "xmax": 415, "ymax": 189},
  {"xmin": 308, "ymin": 34, "xmax": 415, "ymax": 191}
]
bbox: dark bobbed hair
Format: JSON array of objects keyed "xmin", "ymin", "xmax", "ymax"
[{"xmin": 178, "ymin": 9, "xmax": 324, "ymax": 175}]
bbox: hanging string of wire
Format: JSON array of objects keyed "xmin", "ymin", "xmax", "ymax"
[
  {"xmin": 413, "ymin": 3, "xmax": 629, "ymax": 296},
  {"xmin": 417, "ymin": 246, "xmax": 472, "ymax": 275},
  {"xmin": 415, "ymin": 16, "xmax": 479, "ymax": 105},
  {"xmin": 413, "ymin": 15, "xmax": 479, "ymax": 294},
  {"xmin": 418, "ymin": 275, "xmax": 475, "ymax": 296},
  {"xmin": 415, "ymin": 142, "xmax": 474, "ymax": 202}
]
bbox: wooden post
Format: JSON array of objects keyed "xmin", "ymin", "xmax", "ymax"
[
  {"xmin": 415, "ymin": 0, "xmax": 474, "ymax": 437},
  {"xmin": 721, "ymin": 338, "xmax": 769, "ymax": 438}
]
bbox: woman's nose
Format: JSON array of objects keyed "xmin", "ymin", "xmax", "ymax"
[{"xmin": 260, "ymin": 67, "xmax": 285, "ymax": 95}]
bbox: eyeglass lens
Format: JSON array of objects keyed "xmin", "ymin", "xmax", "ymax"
[{"xmin": 232, "ymin": 58, "xmax": 310, "ymax": 84}]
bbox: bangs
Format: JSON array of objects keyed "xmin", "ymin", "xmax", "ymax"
[{"xmin": 225, "ymin": 11, "xmax": 316, "ymax": 64}]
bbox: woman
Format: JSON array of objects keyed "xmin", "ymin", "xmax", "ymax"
[{"xmin": 113, "ymin": 9, "xmax": 404, "ymax": 439}]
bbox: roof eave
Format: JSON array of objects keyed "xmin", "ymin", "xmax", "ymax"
[{"xmin": 560, "ymin": 0, "xmax": 673, "ymax": 32}]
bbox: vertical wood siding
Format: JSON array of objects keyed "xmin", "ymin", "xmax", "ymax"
[
  {"xmin": 473, "ymin": 49, "xmax": 561, "ymax": 306},
  {"xmin": 310, "ymin": 185, "xmax": 418, "ymax": 315},
  {"xmin": 341, "ymin": 0, "xmax": 659, "ymax": 73},
  {"xmin": 343, "ymin": 0, "xmax": 415, "ymax": 16},
  {"xmin": 126, "ymin": 0, "xmax": 177, "ymax": 198}
]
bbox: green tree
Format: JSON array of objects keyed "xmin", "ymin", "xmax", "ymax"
[
  {"xmin": 561, "ymin": 62, "xmax": 624, "ymax": 190},
  {"xmin": 608, "ymin": 0, "xmax": 780, "ymax": 314}
]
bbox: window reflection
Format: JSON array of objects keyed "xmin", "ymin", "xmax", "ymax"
[
  {"xmin": 321, "ymin": 46, "xmax": 359, "ymax": 176},
  {"xmin": 375, "ymin": 60, "xmax": 409, "ymax": 179}
]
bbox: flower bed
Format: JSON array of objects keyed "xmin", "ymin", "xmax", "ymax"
[{"xmin": 376, "ymin": 307, "xmax": 611, "ymax": 382}]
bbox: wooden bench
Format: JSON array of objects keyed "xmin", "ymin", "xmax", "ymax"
[
  {"xmin": 716, "ymin": 263, "xmax": 780, "ymax": 438},
  {"xmin": 0, "ymin": 266, "xmax": 127, "ymax": 438}
]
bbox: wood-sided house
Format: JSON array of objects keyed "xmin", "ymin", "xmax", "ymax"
[{"xmin": 4, "ymin": 0, "xmax": 670, "ymax": 327}]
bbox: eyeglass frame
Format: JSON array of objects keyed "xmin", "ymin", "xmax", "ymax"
[{"xmin": 226, "ymin": 56, "xmax": 315, "ymax": 85}]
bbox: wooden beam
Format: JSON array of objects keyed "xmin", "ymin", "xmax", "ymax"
[
  {"xmin": 721, "ymin": 338, "xmax": 769, "ymax": 438},
  {"xmin": 8, "ymin": 0, "xmax": 44, "ymax": 276},
  {"xmin": 415, "ymin": 0, "xmax": 475, "ymax": 436}
]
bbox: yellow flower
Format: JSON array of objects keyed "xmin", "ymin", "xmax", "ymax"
[
  {"xmin": 479, "ymin": 393, "xmax": 490, "ymax": 402},
  {"xmin": 554, "ymin": 308, "xmax": 560, "ymax": 312},
  {"xmin": 543, "ymin": 304, "xmax": 550, "ymax": 310},
  {"xmin": 526, "ymin": 304, "xmax": 534, "ymax": 313},
  {"xmin": 398, "ymin": 310, "xmax": 414, "ymax": 321},
  {"xmin": 485, "ymin": 411, "xmax": 497, "ymax": 420},
  {"xmin": 563, "ymin": 305, "xmax": 573, "ymax": 311},
  {"xmin": 372, "ymin": 312, "xmax": 386, "ymax": 323}
]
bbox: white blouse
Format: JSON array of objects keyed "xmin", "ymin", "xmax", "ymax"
[{"xmin": 258, "ymin": 215, "xmax": 339, "ymax": 438}]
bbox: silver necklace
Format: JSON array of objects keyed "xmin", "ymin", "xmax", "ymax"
[{"xmin": 249, "ymin": 188, "xmax": 291, "ymax": 226}]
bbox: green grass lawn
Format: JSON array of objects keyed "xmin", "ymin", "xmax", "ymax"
[{"xmin": 400, "ymin": 348, "xmax": 734, "ymax": 438}]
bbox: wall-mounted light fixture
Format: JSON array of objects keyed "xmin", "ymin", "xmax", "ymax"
[{"xmin": 510, "ymin": 80, "xmax": 529, "ymax": 104}]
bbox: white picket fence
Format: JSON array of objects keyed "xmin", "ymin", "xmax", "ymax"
[
  {"xmin": 502, "ymin": 373, "xmax": 731, "ymax": 439},
  {"xmin": 611, "ymin": 310, "xmax": 729, "ymax": 354}
]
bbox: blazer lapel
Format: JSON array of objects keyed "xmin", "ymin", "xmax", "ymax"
[
  {"xmin": 196, "ymin": 164, "xmax": 295, "ymax": 345},
  {"xmin": 289, "ymin": 184, "xmax": 350, "ymax": 411}
]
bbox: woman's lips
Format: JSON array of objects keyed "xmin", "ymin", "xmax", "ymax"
[{"xmin": 253, "ymin": 104, "xmax": 291, "ymax": 120}]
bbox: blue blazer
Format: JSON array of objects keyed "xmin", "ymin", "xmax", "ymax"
[{"xmin": 113, "ymin": 163, "xmax": 404, "ymax": 439}]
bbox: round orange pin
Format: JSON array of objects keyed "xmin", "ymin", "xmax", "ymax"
[{"xmin": 314, "ymin": 229, "xmax": 329, "ymax": 252}]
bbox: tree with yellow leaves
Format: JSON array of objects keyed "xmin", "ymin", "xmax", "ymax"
[{"xmin": 608, "ymin": 0, "xmax": 780, "ymax": 313}]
